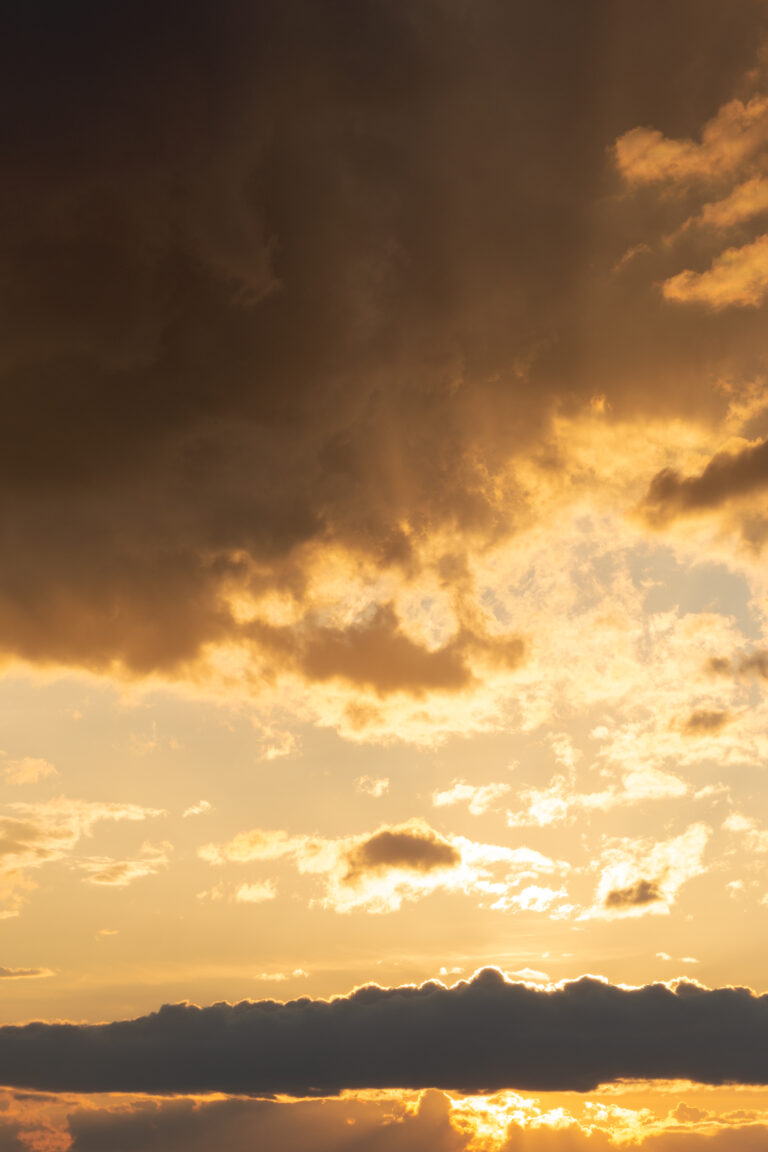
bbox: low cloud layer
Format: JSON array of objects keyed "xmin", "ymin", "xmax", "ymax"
[{"xmin": 2, "ymin": 969, "xmax": 768, "ymax": 1095}]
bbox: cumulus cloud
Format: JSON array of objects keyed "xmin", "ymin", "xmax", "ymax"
[
  {"xmin": 433, "ymin": 780, "xmax": 511, "ymax": 815},
  {"xmin": 355, "ymin": 776, "xmax": 389, "ymax": 798},
  {"xmin": 642, "ymin": 439, "xmax": 768, "ymax": 523},
  {"xmin": 507, "ymin": 767, "xmax": 688, "ymax": 828},
  {"xmin": 1, "ymin": 757, "xmax": 57, "ymax": 786},
  {"xmin": 182, "ymin": 801, "xmax": 212, "ymax": 818},
  {"xmin": 199, "ymin": 819, "xmax": 568, "ymax": 914},
  {"xmin": 588, "ymin": 824, "xmax": 710, "ymax": 919},
  {"xmin": 614, "ymin": 95, "xmax": 768, "ymax": 185},
  {"xmin": 4, "ymin": 969, "xmax": 768, "ymax": 1095},
  {"xmin": 662, "ymin": 235, "xmax": 768, "ymax": 310}
]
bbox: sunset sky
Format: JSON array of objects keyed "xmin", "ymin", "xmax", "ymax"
[{"xmin": 3, "ymin": 2, "xmax": 768, "ymax": 1148}]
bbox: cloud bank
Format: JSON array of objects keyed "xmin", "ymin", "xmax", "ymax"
[{"xmin": 2, "ymin": 969, "xmax": 768, "ymax": 1095}]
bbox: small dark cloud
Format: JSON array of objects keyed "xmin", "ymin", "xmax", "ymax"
[
  {"xmin": 343, "ymin": 826, "xmax": 461, "ymax": 882},
  {"xmin": 2, "ymin": 969, "xmax": 768, "ymax": 1095},
  {"xmin": 683, "ymin": 710, "xmax": 731, "ymax": 735},
  {"xmin": 604, "ymin": 878, "xmax": 663, "ymax": 908}
]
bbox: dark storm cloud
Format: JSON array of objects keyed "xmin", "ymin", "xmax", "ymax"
[
  {"xmin": 2, "ymin": 969, "xmax": 768, "ymax": 1095},
  {"xmin": 642, "ymin": 440, "xmax": 768, "ymax": 525},
  {"xmin": 1, "ymin": 0, "xmax": 766, "ymax": 675},
  {"xmin": 603, "ymin": 878, "xmax": 663, "ymax": 909}
]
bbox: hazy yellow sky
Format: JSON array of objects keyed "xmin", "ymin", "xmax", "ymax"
[{"xmin": 3, "ymin": 1, "xmax": 768, "ymax": 1148}]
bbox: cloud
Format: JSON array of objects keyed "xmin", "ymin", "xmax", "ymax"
[
  {"xmin": 182, "ymin": 801, "xmax": 212, "ymax": 818},
  {"xmin": 0, "ymin": 798, "xmax": 165, "ymax": 914},
  {"xmin": 0, "ymin": 967, "xmax": 54, "ymax": 980},
  {"xmin": 433, "ymin": 781, "xmax": 511, "ymax": 815},
  {"xmin": 603, "ymin": 878, "xmax": 663, "ymax": 909},
  {"xmin": 588, "ymin": 823, "xmax": 710, "ymax": 919},
  {"xmin": 642, "ymin": 439, "xmax": 768, "ymax": 523},
  {"xmin": 661, "ymin": 235, "xmax": 768, "ymax": 310},
  {"xmin": 5, "ymin": 968, "xmax": 768, "ymax": 1095},
  {"xmin": 1, "ymin": 757, "xmax": 57, "ymax": 786},
  {"xmin": 682, "ymin": 709, "xmax": 731, "ymax": 735},
  {"xmin": 692, "ymin": 176, "xmax": 768, "ymax": 232},
  {"xmin": 76, "ymin": 842, "xmax": 172, "ymax": 887},
  {"xmin": 507, "ymin": 766, "xmax": 688, "ymax": 829},
  {"xmin": 355, "ymin": 776, "xmax": 389, "ymax": 798},
  {"xmin": 342, "ymin": 826, "xmax": 461, "ymax": 880},
  {"xmin": 233, "ymin": 880, "xmax": 276, "ymax": 904},
  {"xmin": 0, "ymin": 0, "xmax": 762, "ymax": 724},
  {"xmin": 614, "ymin": 95, "xmax": 768, "ymax": 186},
  {"xmin": 199, "ymin": 819, "xmax": 568, "ymax": 915},
  {"xmin": 66, "ymin": 1092, "xmax": 468, "ymax": 1152}
]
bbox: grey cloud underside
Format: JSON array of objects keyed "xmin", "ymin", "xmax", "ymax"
[
  {"xmin": 603, "ymin": 878, "xmax": 663, "ymax": 908},
  {"xmin": 0, "ymin": 0, "xmax": 766, "ymax": 672},
  {"xmin": 3, "ymin": 969, "xmax": 768, "ymax": 1095},
  {"xmin": 643, "ymin": 440, "xmax": 768, "ymax": 524}
]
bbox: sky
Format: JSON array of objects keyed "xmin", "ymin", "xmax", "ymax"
[{"xmin": 2, "ymin": 1, "xmax": 768, "ymax": 1148}]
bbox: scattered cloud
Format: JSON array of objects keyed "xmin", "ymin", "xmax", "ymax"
[
  {"xmin": 0, "ymin": 966, "xmax": 54, "ymax": 980},
  {"xmin": 233, "ymin": 880, "xmax": 276, "ymax": 904},
  {"xmin": 76, "ymin": 842, "xmax": 172, "ymax": 887},
  {"xmin": 2, "ymin": 757, "xmax": 57, "ymax": 786},
  {"xmin": 199, "ymin": 819, "xmax": 568, "ymax": 915},
  {"xmin": 355, "ymin": 776, "xmax": 389, "ymax": 798},
  {"xmin": 0, "ymin": 799, "xmax": 165, "ymax": 914},
  {"xmin": 662, "ymin": 235, "xmax": 768, "ymax": 310},
  {"xmin": 588, "ymin": 824, "xmax": 710, "ymax": 919},
  {"xmin": 614, "ymin": 95, "xmax": 768, "ymax": 186},
  {"xmin": 182, "ymin": 801, "xmax": 212, "ymax": 818},
  {"xmin": 433, "ymin": 780, "xmax": 511, "ymax": 815}
]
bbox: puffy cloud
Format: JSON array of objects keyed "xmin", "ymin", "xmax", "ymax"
[
  {"xmin": 4, "ymin": 969, "xmax": 768, "ymax": 1095},
  {"xmin": 199, "ymin": 819, "xmax": 567, "ymax": 914},
  {"xmin": 233, "ymin": 881, "xmax": 277, "ymax": 904},
  {"xmin": 662, "ymin": 235, "xmax": 768, "ymax": 310},
  {"xmin": 182, "ymin": 800, "xmax": 212, "ymax": 818},
  {"xmin": 588, "ymin": 824, "xmax": 710, "ymax": 919},
  {"xmin": 614, "ymin": 95, "xmax": 768, "ymax": 185},
  {"xmin": 682, "ymin": 710, "xmax": 731, "ymax": 735},
  {"xmin": 692, "ymin": 176, "xmax": 768, "ymax": 232},
  {"xmin": 1, "ymin": 757, "xmax": 57, "ymax": 786},
  {"xmin": 507, "ymin": 767, "xmax": 688, "ymax": 829},
  {"xmin": 642, "ymin": 439, "xmax": 768, "ymax": 523},
  {"xmin": 355, "ymin": 776, "xmax": 389, "ymax": 798},
  {"xmin": 433, "ymin": 781, "xmax": 511, "ymax": 815}
]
